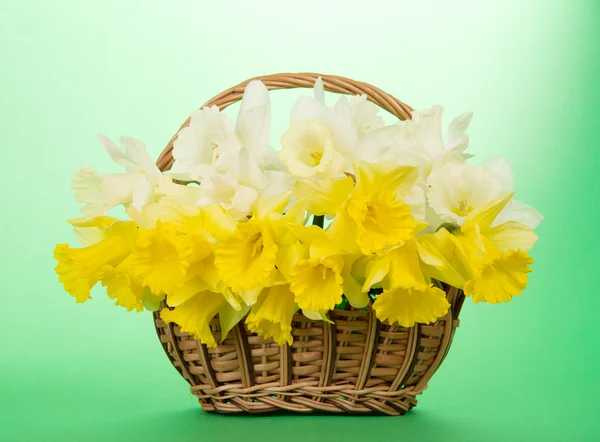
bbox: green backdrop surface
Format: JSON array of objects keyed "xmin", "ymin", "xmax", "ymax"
[{"xmin": 1, "ymin": 1, "xmax": 599, "ymax": 441}]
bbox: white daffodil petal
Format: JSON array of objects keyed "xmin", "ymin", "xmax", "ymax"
[
  {"xmin": 481, "ymin": 156, "xmax": 514, "ymax": 192},
  {"xmin": 353, "ymin": 125, "xmax": 400, "ymax": 163},
  {"xmin": 446, "ymin": 111, "xmax": 473, "ymax": 145},
  {"xmin": 120, "ymin": 136, "xmax": 160, "ymax": 178},
  {"xmin": 234, "ymin": 148, "xmax": 267, "ymax": 190},
  {"xmin": 291, "ymin": 96, "xmax": 326, "ymax": 123},
  {"xmin": 314, "ymin": 76, "xmax": 325, "ymax": 105},
  {"xmin": 236, "ymin": 80, "xmax": 271, "ymax": 158},
  {"xmin": 350, "ymin": 94, "xmax": 385, "ymax": 136},
  {"xmin": 131, "ymin": 176, "xmax": 153, "ymax": 211},
  {"xmin": 172, "ymin": 106, "xmax": 236, "ymax": 180},
  {"xmin": 97, "ymin": 134, "xmax": 128, "ymax": 166},
  {"xmin": 494, "ymin": 199, "xmax": 544, "ymax": 229},
  {"xmin": 327, "ymin": 96, "xmax": 358, "ymax": 153},
  {"xmin": 72, "ymin": 166, "xmax": 138, "ymax": 217},
  {"xmin": 263, "ymin": 170, "xmax": 295, "ymax": 197}
]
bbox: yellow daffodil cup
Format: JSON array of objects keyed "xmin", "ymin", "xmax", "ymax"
[{"xmin": 54, "ymin": 73, "xmax": 542, "ymax": 415}]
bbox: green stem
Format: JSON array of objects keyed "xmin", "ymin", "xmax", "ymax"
[{"xmin": 312, "ymin": 215, "xmax": 325, "ymax": 228}]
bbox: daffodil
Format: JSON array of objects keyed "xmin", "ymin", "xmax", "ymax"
[
  {"xmin": 290, "ymin": 77, "xmax": 360, "ymax": 155},
  {"xmin": 462, "ymin": 244, "xmax": 533, "ymax": 304},
  {"xmin": 425, "ymin": 156, "xmax": 541, "ymax": 303},
  {"xmin": 361, "ymin": 239, "xmax": 451, "ymax": 327},
  {"xmin": 214, "ymin": 216, "xmax": 278, "ymax": 293},
  {"xmin": 58, "ymin": 217, "xmax": 151, "ymax": 312},
  {"xmin": 329, "ymin": 161, "xmax": 419, "ymax": 254},
  {"xmin": 160, "ymin": 290, "xmax": 227, "ymax": 347},
  {"xmin": 172, "ymin": 80, "xmax": 277, "ymax": 181},
  {"xmin": 427, "ymin": 156, "xmax": 543, "ymax": 229},
  {"xmin": 289, "ymin": 255, "xmax": 344, "ymax": 313},
  {"xmin": 246, "ymin": 284, "xmax": 298, "ymax": 345},
  {"xmin": 72, "ymin": 135, "xmax": 163, "ymax": 217},
  {"xmin": 130, "ymin": 221, "xmax": 192, "ymax": 296},
  {"xmin": 101, "ymin": 256, "xmax": 145, "ymax": 312},
  {"xmin": 197, "ymin": 169, "xmax": 261, "ymax": 219},
  {"xmin": 383, "ymin": 105, "xmax": 474, "ymax": 177},
  {"xmin": 54, "ymin": 218, "xmax": 138, "ymax": 303},
  {"xmin": 171, "ymin": 81, "xmax": 293, "ymax": 218},
  {"xmin": 213, "ymin": 192, "xmax": 300, "ymax": 295},
  {"xmin": 444, "ymin": 193, "xmax": 538, "ymax": 303},
  {"xmin": 68, "ymin": 215, "xmax": 121, "ymax": 246},
  {"xmin": 170, "ymin": 105, "xmax": 237, "ymax": 181},
  {"xmin": 280, "ymin": 119, "xmax": 343, "ymax": 178},
  {"xmin": 284, "ymin": 224, "xmax": 369, "ymax": 311},
  {"xmin": 374, "ymin": 286, "xmax": 450, "ymax": 328}
]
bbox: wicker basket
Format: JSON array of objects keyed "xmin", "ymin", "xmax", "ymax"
[{"xmin": 153, "ymin": 73, "xmax": 465, "ymax": 415}]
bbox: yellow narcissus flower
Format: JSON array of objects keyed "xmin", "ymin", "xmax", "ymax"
[
  {"xmin": 448, "ymin": 193, "xmax": 538, "ymax": 304},
  {"xmin": 329, "ymin": 161, "xmax": 420, "ymax": 254},
  {"xmin": 246, "ymin": 284, "xmax": 298, "ymax": 345},
  {"xmin": 214, "ymin": 216, "xmax": 278, "ymax": 293},
  {"xmin": 280, "ymin": 119, "xmax": 343, "ymax": 178},
  {"xmin": 284, "ymin": 223, "xmax": 369, "ymax": 311},
  {"xmin": 101, "ymin": 256, "xmax": 145, "ymax": 312},
  {"xmin": 463, "ymin": 245, "xmax": 533, "ymax": 304},
  {"xmin": 160, "ymin": 290, "xmax": 227, "ymax": 348},
  {"xmin": 289, "ymin": 255, "xmax": 344, "ymax": 313},
  {"xmin": 54, "ymin": 218, "xmax": 138, "ymax": 303},
  {"xmin": 361, "ymin": 239, "xmax": 451, "ymax": 327},
  {"xmin": 214, "ymin": 193, "xmax": 294, "ymax": 294},
  {"xmin": 130, "ymin": 221, "xmax": 192, "ymax": 296}
]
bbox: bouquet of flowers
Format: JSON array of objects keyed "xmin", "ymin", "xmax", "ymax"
[{"xmin": 54, "ymin": 78, "xmax": 542, "ymax": 349}]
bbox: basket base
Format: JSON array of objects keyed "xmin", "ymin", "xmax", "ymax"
[{"xmin": 190, "ymin": 381, "xmax": 421, "ymax": 416}]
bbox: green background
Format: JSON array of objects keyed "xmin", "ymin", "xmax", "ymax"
[{"xmin": 1, "ymin": 1, "xmax": 599, "ymax": 440}]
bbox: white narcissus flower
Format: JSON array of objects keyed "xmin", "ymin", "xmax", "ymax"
[
  {"xmin": 172, "ymin": 80, "xmax": 281, "ymax": 181},
  {"xmin": 235, "ymin": 80, "xmax": 274, "ymax": 163},
  {"xmin": 426, "ymin": 156, "xmax": 543, "ymax": 229},
  {"xmin": 171, "ymin": 80, "xmax": 293, "ymax": 215},
  {"xmin": 280, "ymin": 119, "xmax": 343, "ymax": 178},
  {"xmin": 383, "ymin": 106, "xmax": 474, "ymax": 177},
  {"xmin": 282, "ymin": 78, "xmax": 373, "ymax": 177},
  {"xmin": 197, "ymin": 147, "xmax": 295, "ymax": 219},
  {"xmin": 171, "ymin": 105, "xmax": 237, "ymax": 181},
  {"xmin": 72, "ymin": 135, "xmax": 163, "ymax": 217}
]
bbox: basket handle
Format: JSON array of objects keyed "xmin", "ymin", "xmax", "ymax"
[{"xmin": 156, "ymin": 72, "xmax": 413, "ymax": 172}]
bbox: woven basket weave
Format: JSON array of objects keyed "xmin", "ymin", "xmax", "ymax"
[{"xmin": 153, "ymin": 73, "xmax": 465, "ymax": 415}]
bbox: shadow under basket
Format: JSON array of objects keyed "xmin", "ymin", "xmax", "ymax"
[{"xmin": 152, "ymin": 73, "xmax": 466, "ymax": 416}]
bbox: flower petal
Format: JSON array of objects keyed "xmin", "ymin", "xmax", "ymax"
[
  {"xmin": 246, "ymin": 284, "xmax": 297, "ymax": 345},
  {"xmin": 462, "ymin": 192, "xmax": 514, "ymax": 233},
  {"xmin": 219, "ymin": 301, "xmax": 250, "ymax": 341},
  {"xmin": 293, "ymin": 176, "xmax": 354, "ymax": 217},
  {"xmin": 289, "ymin": 256, "xmax": 344, "ymax": 312},
  {"xmin": 373, "ymin": 285, "xmax": 450, "ymax": 327},
  {"xmin": 160, "ymin": 290, "xmax": 226, "ymax": 347},
  {"xmin": 494, "ymin": 199, "xmax": 544, "ymax": 230},
  {"xmin": 485, "ymin": 221, "xmax": 539, "ymax": 252},
  {"xmin": 236, "ymin": 80, "xmax": 271, "ymax": 158},
  {"xmin": 464, "ymin": 250, "xmax": 533, "ymax": 304}
]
